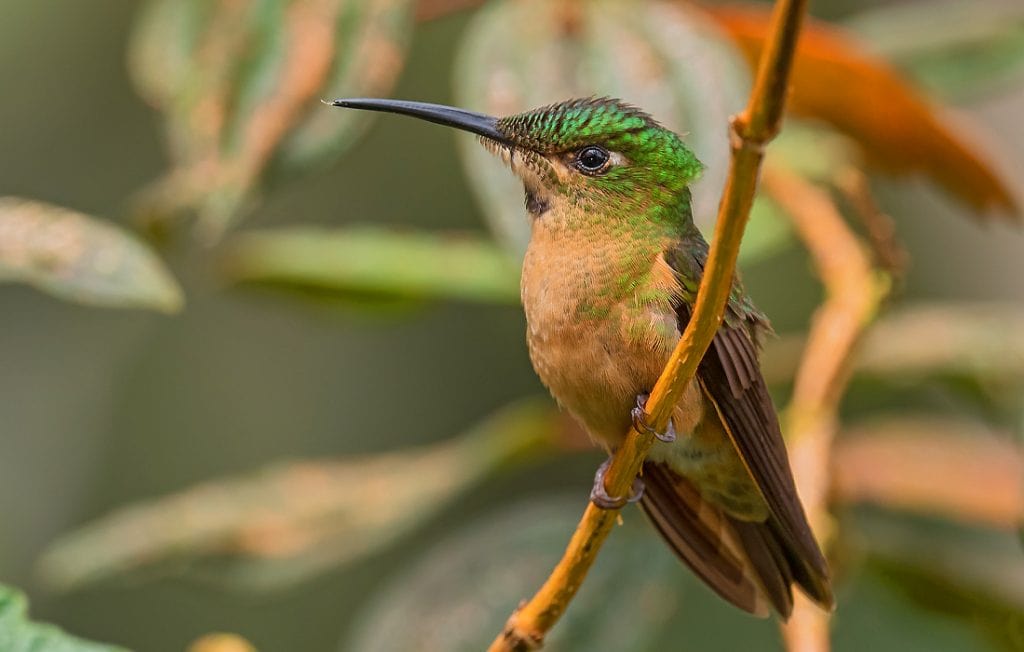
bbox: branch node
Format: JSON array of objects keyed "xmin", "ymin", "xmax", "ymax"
[
  {"xmin": 498, "ymin": 616, "xmax": 543, "ymax": 652},
  {"xmin": 729, "ymin": 115, "xmax": 772, "ymax": 155}
]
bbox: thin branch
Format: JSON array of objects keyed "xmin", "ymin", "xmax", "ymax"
[
  {"xmin": 188, "ymin": 633, "xmax": 256, "ymax": 652},
  {"xmin": 834, "ymin": 167, "xmax": 908, "ymax": 281},
  {"xmin": 761, "ymin": 163, "xmax": 889, "ymax": 652},
  {"xmin": 489, "ymin": 2, "xmax": 810, "ymax": 649}
]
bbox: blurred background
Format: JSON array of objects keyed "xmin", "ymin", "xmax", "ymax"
[{"xmin": 1, "ymin": 0, "xmax": 1022, "ymax": 650}]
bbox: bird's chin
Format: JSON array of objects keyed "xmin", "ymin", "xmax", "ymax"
[
  {"xmin": 479, "ymin": 136, "xmax": 515, "ymax": 167},
  {"xmin": 479, "ymin": 137, "xmax": 550, "ymax": 217},
  {"xmin": 524, "ymin": 184, "xmax": 551, "ymax": 217},
  {"xmin": 479, "ymin": 137, "xmax": 551, "ymax": 193}
]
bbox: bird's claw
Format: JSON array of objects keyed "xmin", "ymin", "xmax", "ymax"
[
  {"xmin": 590, "ymin": 458, "xmax": 644, "ymax": 510},
  {"xmin": 631, "ymin": 393, "xmax": 677, "ymax": 442}
]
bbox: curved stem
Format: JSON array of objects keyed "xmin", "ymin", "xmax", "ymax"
[{"xmin": 762, "ymin": 162, "xmax": 889, "ymax": 652}]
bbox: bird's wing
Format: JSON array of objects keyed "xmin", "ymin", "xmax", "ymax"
[
  {"xmin": 689, "ymin": 305, "xmax": 831, "ymax": 605},
  {"xmin": 640, "ymin": 460, "xmax": 779, "ymax": 616},
  {"xmin": 664, "ymin": 241, "xmax": 833, "ymax": 608}
]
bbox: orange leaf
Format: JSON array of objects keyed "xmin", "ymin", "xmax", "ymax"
[
  {"xmin": 705, "ymin": 4, "xmax": 1020, "ymax": 219},
  {"xmin": 833, "ymin": 419, "xmax": 1024, "ymax": 529}
]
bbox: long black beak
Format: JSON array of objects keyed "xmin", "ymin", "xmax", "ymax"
[{"xmin": 327, "ymin": 98, "xmax": 510, "ymax": 144}]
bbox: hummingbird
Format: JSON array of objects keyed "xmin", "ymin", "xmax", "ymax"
[{"xmin": 329, "ymin": 96, "xmax": 833, "ymax": 618}]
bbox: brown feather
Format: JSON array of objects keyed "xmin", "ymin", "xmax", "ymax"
[
  {"xmin": 664, "ymin": 238, "xmax": 833, "ymax": 610},
  {"xmin": 640, "ymin": 462, "xmax": 772, "ymax": 616},
  {"xmin": 688, "ymin": 307, "xmax": 835, "ymax": 609},
  {"xmin": 643, "ymin": 461, "xmax": 843, "ymax": 618},
  {"xmin": 697, "ymin": 332, "xmax": 833, "ymax": 606}
]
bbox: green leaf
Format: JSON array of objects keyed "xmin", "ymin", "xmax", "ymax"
[
  {"xmin": 127, "ymin": 0, "xmax": 414, "ymax": 239},
  {"xmin": 852, "ymin": 510, "xmax": 1024, "ymax": 651},
  {"xmin": 834, "ymin": 570, "xmax": 1002, "ymax": 652},
  {"xmin": 846, "ymin": 0, "xmax": 1024, "ymax": 100},
  {"xmin": 0, "ymin": 197, "xmax": 183, "ymax": 312},
  {"xmin": 453, "ymin": 0, "xmax": 754, "ymax": 257},
  {"xmin": 222, "ymin": 226, "xmax": 521, "ymax": 304},
  {"xmin": 0, "ymin": 583, "xmax": 127, "ymax": 651},
  {"xmin": 38, "ymin": 399, "xmax": 559, "ymax": 593}
]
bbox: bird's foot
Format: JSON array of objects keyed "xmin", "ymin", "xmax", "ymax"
[
  {"xmin": 631, "ymin": 393, "xmax": 677, "ymax": 442},
  {"xmin": 589, "ymin": 458, "xmax": 644, "ymax": 509}
]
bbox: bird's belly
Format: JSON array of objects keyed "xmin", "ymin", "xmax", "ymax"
[
  {"xmin": 525, "ymin": 313, "xmax": 658, "ymax": 448},
  {"xmin": 520, "ymin": 264, "xmax": 766, "ymax": 519},
  {"xmin": 520, "ymin": 240, "xmax": 685, "ymax": 448}
]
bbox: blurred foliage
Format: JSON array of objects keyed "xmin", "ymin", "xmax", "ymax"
[
  {"xmin": 1, "ymin": 0, "xmax": 1023, "ymax": 650},
  {"xmin": 0, "ymin": 584, "xmax": 125, "ymax": 652},
  {"xmin": 344, "ymin": 499, "xmax": 770, "ymax": 652},
  {"xmin": 851, "ymin": 510, "xmax": 1024, "ymax": 652},
  {"xmin": 706, "ymin": 3, "xmax": 1020, "ymax": 217},
  {"xmin": 38, "ymin": 399, "xmax": 561, "ymax": 594},
  {"xmin": 761, "ymin": 302, "xmax": 1024, "ymax": 386},
  {"xmin": 833, "ymin": 416, "xmax": 1023, "ymax": 529},
  {"xmin": 129, "ymin": 0, "xmax": 414, "ymax": 240},
  {"xmin": 223, "ymin": 226, "xmax": 520, "ymax": 304},
  {"xmin": 846, "ymin": 0, "xmax": 1024, "ymax": 100},
  {"xmin": 0, "ymin": 198, "xmax": 182, "ymax": 312}
]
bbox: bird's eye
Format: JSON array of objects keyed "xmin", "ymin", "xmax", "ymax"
[{"xmin": 575, "ymin": 146, "xmax": 611, "ymax": 174}]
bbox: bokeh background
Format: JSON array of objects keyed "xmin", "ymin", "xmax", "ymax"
[{"xmin": 1, "ymin": 1, "xmax": 1022, "ymax": 651}]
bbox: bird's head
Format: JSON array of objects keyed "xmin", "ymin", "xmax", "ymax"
[{"xmin": 329, "ymin": 96, "xmax": 702, "ymax": 228}]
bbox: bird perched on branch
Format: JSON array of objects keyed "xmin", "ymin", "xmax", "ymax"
[{"xmin": 330, "ymin": 96, "xmax": 833, "ymax": 618}]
